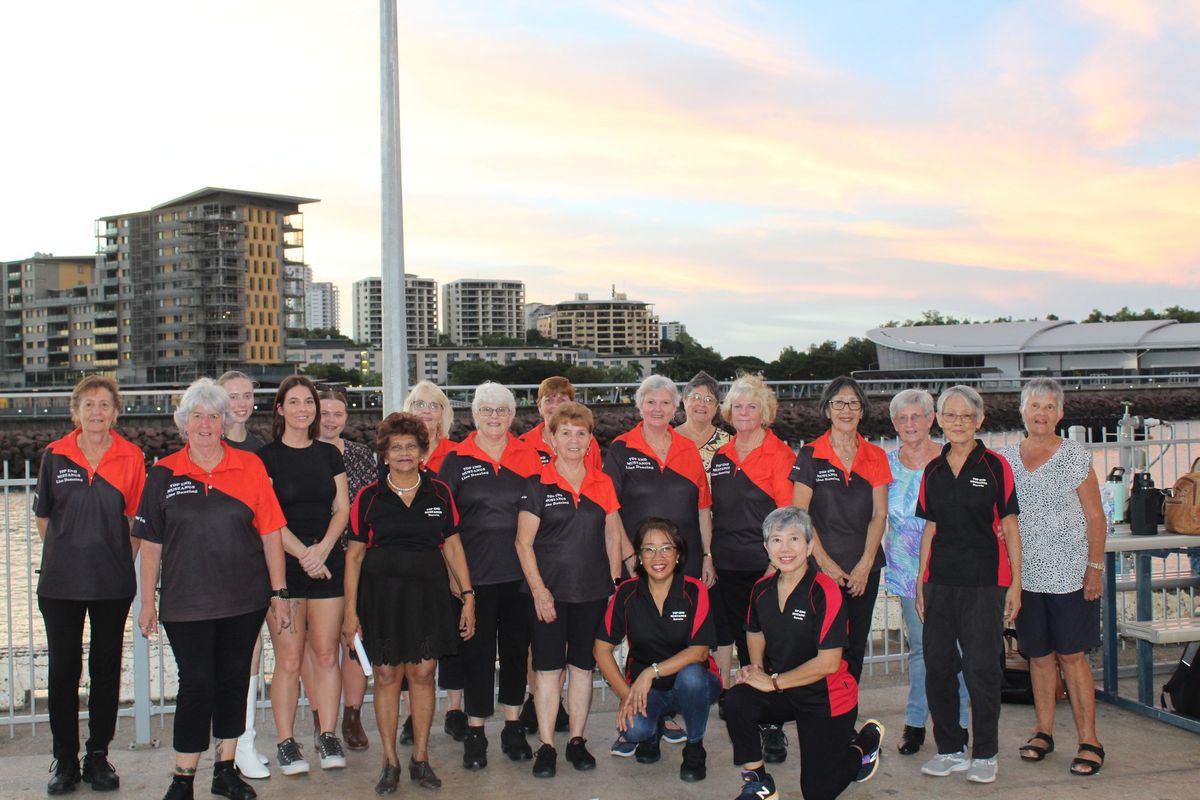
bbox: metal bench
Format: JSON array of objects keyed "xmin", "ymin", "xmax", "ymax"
[{"xmin": 1117, "ymin": 618, "xmax": 1200, "ymax": 644}]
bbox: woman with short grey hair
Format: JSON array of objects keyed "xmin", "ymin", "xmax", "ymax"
[{"xmin": 761, "ymin": 506, "xmax": 813, "ymax": 543}]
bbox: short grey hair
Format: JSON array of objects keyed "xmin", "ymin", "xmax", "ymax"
[
  {"xmin": 683, "ymin": 371, "xmax": 720, "ymax": 401},
  {"xmin": 762, "ymin": 506, "xmax": 814, "ymax": 544},
  {"xmin": 471, "ymin": 381, "xmax": 515, "ymax": 414},
  {"xmin": 635, "ymin": 374, "xmax": 680, "ymax": 409},
  {"xmin": 936, "ymin": 384, "xmax": 985, "ymax": 417},
  {"xmin": 890, "ymin": 388, "xmax": 934, "ymax": 418},
  {"xmin": 174, "ymin": 377, "xmax": 232, "ymax": 439},
  {"xmin": 405, "ymin": 380, "xmax": 454, "ymax": 436},
  {"xmin": 1020, "ymin": 377, "xmax": 1064, "ymax": 411}
]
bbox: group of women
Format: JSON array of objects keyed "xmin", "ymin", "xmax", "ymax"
[{"xmin": 35, "ymin": 368, "xmax": 1106, "ymax": 800}]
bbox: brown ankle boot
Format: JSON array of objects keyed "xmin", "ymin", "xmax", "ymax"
[{"xmin": 342, "ymin": 705, "xmax": 369, "ymax": 751}]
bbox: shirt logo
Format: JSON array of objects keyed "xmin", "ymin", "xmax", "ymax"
[
  {"xmin": 970, "ymin": 477, "xmax": 989, "ymax": 488},
  {"xmin": 625, "ymin": 455, "xmax": 658, "ymax": 471},
  {"xmin": 459, "ymin": 464, "xmax": 491, "ymax": 481},
  {"xmin": 669, "ymin": 610, "xmax": 687, "ymax": 622},
  {"xmin": 814, "ymin": 467, "xmax": 842, "ymax": 483},
  {"xmin": 55, "ymin": 468, "xmax": 86, "ymax": 485},
  {"xmin": 710, "ymin": 461, "xmax": 732, "ymax": 477},
  {"xmin": 424, "ymin": 506, "xmax": 443, "ymax": 518},
  {"xmin": 792, "ymin": 608, "xmax": 807, "ymax": 621},
  {"xmin": 544, "ymin": 493, "xmax": 571, "ymax": 508},
  {"xmin": 165, "ymin": 480, "xmax": 200, "ymax": 499}
]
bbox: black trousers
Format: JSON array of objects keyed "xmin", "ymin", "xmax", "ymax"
[
  {"xmin": 437, "ymin": 595, "xmax": 465, "ymax": 692},
  {"xmin": 841, "ymin": 568, "xmax": 882, "ymax": 683},
  {"xmin": 38, "ymin": 595, "xmax": 133, "ymax": 760},
  {"xmin": 163, "ymin": 608, "xmax": 266, "ymax": 754},
  {"xmin": 715, "ymin": 567, "xmax": 762, "ymax": 664},
  {"xmin": 460, "ymin": 580, "xmax": 530, "ymax": 719},
  {"xmin": 724, "ymin": 683, "xmax": 861, "ymax": 800},
  {"xmin": 922, "ymin": 583, "xmax": 1005, "ymax": 758}
]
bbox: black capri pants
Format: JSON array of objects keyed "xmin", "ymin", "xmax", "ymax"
[
  {"xmin": 460, "ymin": 580, "xmax": 530, "ymax": 719},
  {"xmin": 163, "ymin": 608, "xmax": 266, "ymax": 753},
  {"xmin": 714, "ymin": 567, "xmax": 762, "ymax": 664},
  {"xmin": 529, "ymin": 598, "xmax": 608, "ymax": 672}
]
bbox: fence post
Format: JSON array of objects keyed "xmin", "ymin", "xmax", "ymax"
[{"xmin": 131, "ymin": 552, "xmax": 152, "ymax": 746}]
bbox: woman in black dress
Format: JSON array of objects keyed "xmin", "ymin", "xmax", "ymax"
[
  {"xmin": 258, "ymin": 376, "xmax": 351, "ymax": 775},
  {"xmin": 343, "ymin": 413, "xmax": 476, "ymax": 793}
]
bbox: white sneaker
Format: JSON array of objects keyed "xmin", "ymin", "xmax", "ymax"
[
  {"xmin": 920, "ymin": 749, "xmax": 970, "ymax": 776},
  {"xmin": 235, "ymin": 728, "xmax": 270, "ymax": 779},
  {"xmin": 967, "ymin": 757, "xmax": 998, "ymax": 783}
]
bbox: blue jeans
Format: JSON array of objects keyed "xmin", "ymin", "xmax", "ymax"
[
  {"xmin": 622, "ymin": 663, "xmax": 720, "ymax": 744},
  {"xmin": 900, "ymin": 596, "xmax": 969, "ymax": 729}
]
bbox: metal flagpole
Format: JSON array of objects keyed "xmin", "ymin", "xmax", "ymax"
[{"xmin": 380, "ymin": 0, "xmax": 408, "ymax": 413}]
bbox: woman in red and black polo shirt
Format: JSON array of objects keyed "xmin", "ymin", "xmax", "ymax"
[
  {"xmin": 596, "ymin": 518, "xmax": 720, "ymax": 783},
  {"xmin": 36, "ymin": 375, "xmax": 146, "ymax": 795},
  {"xmin": 519, "ymin": 376, "xmax": 603, "ymax": 469},
  {"xmin": 437, "ymin": 381, "xmax": 543, "ymax": 769},
  {"xmin": 723, "ymin": 507, "xmax": 884, "ymax": 800},
  {"xmin": 135, "ymin": 378, "xmax": 289, "ymax": 800},
  {"xmin": 343, "ymin": 413, "xmax": 475, "ymax": 793},
  {"xmin": 404, "ymin": 381, "xmax": 456, "ymax": 473},
  {"xmin": 790, "ymin": 376, "xmax": 890, "ymax": 684},
  {"xmin": 515, "ymin": 402, "xmax": 623, "ymax": 777}
]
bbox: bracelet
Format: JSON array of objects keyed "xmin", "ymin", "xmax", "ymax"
[
  {"xmin": 703, "ymin": 552, "xmax": 712, "ymax": 558},
  {"xmin": 1086, "ymin": 561, "xmax": 1104, "ymax": 572},
  {"xmin": 651, "ymin": 662, "xmax": 661, "ymax": 677},
  {"xmin": 460, "ymin": 589, "xmax": 475, "ymax": 597},
  {"xmin": 770, "ymin": 673, "xmax": 782, "ymax": 693}
]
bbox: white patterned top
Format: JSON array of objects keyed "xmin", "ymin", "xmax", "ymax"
[{"xmin": 998, "ymin": 438, "xmax": 1092, "ymax": 594}]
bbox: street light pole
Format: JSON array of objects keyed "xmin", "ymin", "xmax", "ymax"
[{"xmin": 380, "ymin": 0, "xmax": 408, "ymax": 414}]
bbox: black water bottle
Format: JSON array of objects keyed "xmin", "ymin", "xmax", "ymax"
[{"xmin": 1129, "ymin": 472, "xmax": 1162, "ymax": 536}]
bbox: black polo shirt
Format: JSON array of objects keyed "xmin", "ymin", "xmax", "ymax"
[
  {"xmin": 423, "ymin": 437, "xmax": 455, "ymax": 473},
  {"xmin": 349, "ymin": 473, "xmax": 459, "ymax": 552},
  {"xmin": 35, "ymin": 430, "xmax": 146, "ymax": 601},
  {"xmin": 597, "ymin": 573, "xmax": 718, "ymax": 689},
  {"xmin": 519, "ymin": 423, "xmax": 603, "ymax": 470},
  {"xmin": 604, "ymin": 423, "xmax": 712, "ymax": 579},
  {"xmin": 710, "ymin": 430, "xmax": 796, "ymax": 572},
  {"xmin": 916, "ymin": 440, "xmax": 1020, "ymax": 587},
  {"xmin": 747, "ymin": 563, "xmax": 857, "ymax": 715},
  {"xmin": 437, "ymin": 432, "xmax": 543, "ymax": 586},
  {"xmin": 519, "ymin": 458, "xmax": 619, "ymax": 603},
  {"xmin": 133, "ymin": 444, "xmax": 287, "ymax": 622},
  {"xmin": 789, "ymin": 431, "xmax": 891, "ymax": 573}
]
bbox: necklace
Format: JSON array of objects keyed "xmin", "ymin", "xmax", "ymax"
[{"xmin": 386, "ymin": 473, "xmax": 421, "ymax": 494}]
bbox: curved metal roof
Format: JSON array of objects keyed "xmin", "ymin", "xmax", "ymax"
[{"xmin": 867, "ymin": 319, "xmax": 1200, "ymax": 355}]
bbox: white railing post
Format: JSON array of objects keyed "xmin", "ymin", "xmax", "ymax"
[{"xmin": 131, "ymin": 551, "xmax": 153, "ymax": 746}]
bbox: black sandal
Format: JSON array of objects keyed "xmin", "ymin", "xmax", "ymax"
[
  {"xmin": 1070, "ymin": 743, "xmax": 1105, "ymax": 776},
  {"xmin": 1019, "ymin": 732, "xmax": 1054, "ymax": 762}
]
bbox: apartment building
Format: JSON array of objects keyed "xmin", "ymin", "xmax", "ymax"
[
  {"xmin": 442, "ymin": 279, "xmax": 525, "ymax": 345},
  {"xmin": 307, "ymin": 281, "xmax": 340, "ymax": 332},
  {"xmin": 544, "ymin": 292, "xmax": 660, "ymax": 355},
  {"xmin": 353, "ymin": 274, "xmax": 438, "ymax": 349}
]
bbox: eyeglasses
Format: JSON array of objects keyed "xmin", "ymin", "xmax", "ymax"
[
  {"xmin": 686, "ymin": 393, "xmax": 716, "ymax": 405},
  {"xmin": 892, "ymin": 413, "xmax": 930, "ymax": 425},
  {"xmin": 411, "ymin": 400, "xmax": 442, "ymax": 412},
  {"xmin": 476, "ymin": 406, "xmax": 512, "ymax": 418},
  {"xmin": 639, "ymin": 544, "xmax": 677, "ymax": 557},
  {"xmin": 388, "ymin": 442, "xmax": 422, "ymax": 454},
  {"xmin": 940, "ymin": 412, "xmax": 976, "ymax": 424},
  {"xmin": 829, "ymin": 399, "xmax": 862, "ymax": 411}
]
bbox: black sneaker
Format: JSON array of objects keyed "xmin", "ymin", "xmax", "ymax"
[
  {"xmin": 897, "ymin": 724, "xmax": 925, "ymax": 755},
  {"xmin": 162, "ymin": 774, "xmax": 195, "ymax": 800},
  {"xmin": 680, "ymin": 742, "xmax": 707, "ymax": 782},
  {"xmin": 518, "ymin": 694, "xmax": 538, "ymax": 734},
  {"xmin": 462, "ymin": 727, "xmax": 488, "ymax": 770},
  {"xmin": 635, "ymin": 737, "xmax": 661, "ymax": 764},
  {"xmin": 554, "ymin": 701, "xmax": 569, "ymax": 733},
  {"xmin": 276, "ymin": 738, "xmax": 309, "ymax": 775},
  {"xmin": 399, "ymin": 715, "xmax": 414, "ymax": 745},
  {"xmin": 500, "ymin": 720, "xmax": 533, "ymax": 761},
  {"xmin": 532, "ymin": 744, "xmax": 557, "ymax": 778},
  {"xmin": 211, "ymin": 759, "xmax": 257, "ymax": 800},
  {"xmin": 564, "ymin": 737, "xmax": 596, "ymax": 771},
  {"xmin": 81, "ymin": 750, "xmax": 119, "ymax": 791},
  {"xmin": 443, "ymin": 709, "xmax": 468, "ymax": 742},
  {"xmin": 47, "ymin": 758, "xmax": 81, "ymax": 795},
  {"xmin": 736, "ymin": 768, "xmax": 777, "ymax": 800},
  {"xmin": 855, "ymin": 719, "xmax": 885, "ymax": 783},
  {"xmin": 315, "ymin": 732, "xmax": 347, "ymax": 769},
  {"xmin": 761, "ymin": 724, "xmax": 788, "ymax": 764}
]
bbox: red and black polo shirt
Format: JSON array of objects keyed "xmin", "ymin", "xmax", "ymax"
[
  {"xmin": 789, "ymin": 431, "xmax": 891, "ymax": 573},
  {"xmin": 423, "ymin": 437, "xmax": 456, "ymax": 474},
  {"xmin": 133, "ymin": 444, "xmax": 287, "ymax": 622},
  {"xmin": 436, "ymin": 432, "xmax": 543, "ymax": 586},
  {"xmin": 916, "ymin": 440, "xmax": 1020, "ymax": 587},
  {"xmin": 710, "ymin": 430, "xmax": 796, "ymax": 572},
  {"xmin": 604, "ymin": 422, "xmax": 712, "ymax": 579},
  {"xmin": 518, "ymin": 458, "xmax": 619, "ymax": 603},
  {"xmin": 519, "ymin": 422, "xmax": 603, "ymax": 470},
  {"xmin": 349, "ymin": 473, "xmax": 459, "ymax": 552},
  {"xmin": 35, "ymin": 429, "xmax": 146, "ymax": 601},
  {"xmin": 747, "ymin": 563, "xmax": 857, "ymax": 716},
  {"xmin": 598, "ymin": 572, "xmax": 718, "ymax": 690}
]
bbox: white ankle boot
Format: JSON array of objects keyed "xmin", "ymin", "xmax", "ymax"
[{"xmin": 236, "ymin": 675, "xmax": 270, "ymax": 778}]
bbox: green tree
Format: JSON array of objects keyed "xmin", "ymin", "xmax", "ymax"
[
  {"xmin": 302, "ymin": 363, "xmax": 354, "ymax": 383},
  {"xmin": 449, "ymin": 360, "xmax": 504, "ymax": 385},
  {"xmin": 500, "ymin": 359, "xmax": 566, "ymax": 385},
  {"xmin": 565, "ymin": 365, "xmax": 608, "ymax": 384},
  {"xmin": 720, "ymin": 355, "xmax": 767, "ymax": 377}
]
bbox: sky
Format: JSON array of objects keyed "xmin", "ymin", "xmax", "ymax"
[{"xmin": 2, "ymin": 0, "xmax": 1199, "ymax": 361}]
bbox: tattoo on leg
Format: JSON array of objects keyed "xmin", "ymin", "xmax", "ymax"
[{"xmin": 175, "ymin": 767, "xmax": 197, "ymax": 775}]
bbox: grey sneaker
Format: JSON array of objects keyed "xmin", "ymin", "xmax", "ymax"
[
  {"xmin": 316, "ymin": 732, "xmax": 346, "ymax": 769},
  {"xmin": 920, "ymin": 749, "xmax": 969, "ymax": 777},
  {"xmin": 966, "ymin": 757, "xmax": 998, "ymax": 783},
  {"xmin": 276, "ymin": 738, "xmax": 310, "ymax": 775}
]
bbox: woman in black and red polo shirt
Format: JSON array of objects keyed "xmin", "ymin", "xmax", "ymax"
[
  {"xmin": 519, "ymin": 376, "xmax": 603, "ymax": 469},
  {"xmin": 135, "ymin": 378, "xmax": 289, "ymax": 800},
  {"xmin": 515, "ymin": 402, "xmax": 623, "ymax": 777},
  {"xmin": 404, "ymin": 380, "xmax": 457, "ymax": 473},
  {"xmin": 342, "ymin": 412, "xmax": 475, "ymax": 793},
  {"xmin": 437, "ymin": 381, "xmax": 544, "ymax": 769},
  {"xmin": 790, "ymin": 376, "xmax": 890, "ymax": 685},
  {"xmin": 723, "ymin": 507, "xmax": 884, "ymax": 800},
  {"xmin": 36, "ymin": 375, "xmax": 146, "ymax": 795}
]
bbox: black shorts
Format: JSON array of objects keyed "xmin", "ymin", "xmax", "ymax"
[
  {"xmin": 1016, "ymin": 588, "xmax": 1100, "ymax": 658},
  {"xmin": 284, "ymin": 547, "xmax": 345, "ymax": 600},
  {"xmin": 529, "ymin": 598, "xmax": 609, "ymax": 672}
]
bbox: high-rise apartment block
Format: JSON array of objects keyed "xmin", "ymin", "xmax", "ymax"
[
  {"xmin": 307, "ymin": 281, "xmax": 340, "ymax": 332},
  {"xmin": 353, "ymin": 274, "xmax": 439, "ymax": 349},
  {"xmin": 544, "ymin": 291, "xmax": 660, "ymax": 354},
  {"xmin": 442, "ymin": 279, "xmax": 525, "ymax": 345}
]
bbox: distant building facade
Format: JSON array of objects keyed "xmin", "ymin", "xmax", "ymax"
[
  {"xmin": 545, "ymin": 291, "xmax": 660, "ymax": 355},
  {"xmin": 285, "ymin": 340, "xmax": 577, "ymax": 385},
  {"xmin": 353, "ymin": 274, "xmax": 439, "ymax": 350},
  {"xmin": 307, "ymin": 281, "xmax": 340, "ymax": 332},
  {"xmin": 661, "ymin": 321, "xmax": 687, "ymax": 342},
  {"xmin": 442, "ymin": 279, "xmax": 525, "ymax": 345},
  {"xmin": 353, "ymin": 277, "xmax": 382, "ymax": 347}
]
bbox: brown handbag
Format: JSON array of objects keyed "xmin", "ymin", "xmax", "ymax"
[{"xmin": 1164, "ymin": 457, "xmax": 1200, "ymax": 535}]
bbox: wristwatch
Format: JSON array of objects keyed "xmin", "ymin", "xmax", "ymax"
[
  {"xmin": 770, "ymin": 673, "xmax": 782, "ymax": 693},
  {"xmin": 270, "ymin": 588, "xmax": 289, "ymax": 600},
  {"xmin": 1086, "ymin": 561, "xmax": 1104, "ymax": 572},
  {"xmin": 651, "ymin": 662, "xmax": 661, "ymax": 677}
]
